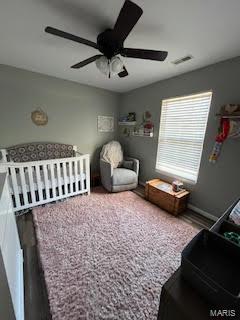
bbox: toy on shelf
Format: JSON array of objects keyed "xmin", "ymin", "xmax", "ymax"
[
  {"xmin": 133, "ymin": 110, "xmax": 154, "ymax": 137},
  {"xmin": 209, "ymin": 104, "xmax": 240, "ymax": 163},
  {"xmin": 218, "ymin": 104, "xmax": 240, "ymax": 117},
  {"xmin": 119, "ymin": 112, "xmax": 136, "ymax": 123},
  {"xmin": 122, "ymin": 127, "xmax": 131, "ymax": 137},
  {"xmin": 143, "ymin": 111, "xmax": 154, "ymax": 135},
  {"xmin": 128, "ymin": 112, "xmax": 136, "ymax": 122},
  {"xmin": 119, "ymin": 112, "xmax": 136, "ymax": 136}
]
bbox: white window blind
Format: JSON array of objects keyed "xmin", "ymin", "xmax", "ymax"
[{"xmin": 156, "ymin": 91, "xmax": 212, "ymax": 183}]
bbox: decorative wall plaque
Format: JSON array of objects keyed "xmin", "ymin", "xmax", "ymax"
[
  {"xmin": 98, "ymin": 116, "xmax": 114, "ymax": 132},
  {"xmin": 31, "ymin": 108, "xmax": 48, "ymax": 126}
]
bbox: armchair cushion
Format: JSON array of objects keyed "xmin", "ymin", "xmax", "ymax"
[
  {"xmin": 122, "ymin": 160, "xmax": 134, "ymax": 170},
  {"xmin": 113, "ymin": 168, "xmax": 138, "ymax": 186},
  {"xmin": 100, "ymin": 142, "xmax": 139, "ymax": 192},
  {"xmin": 125, "ymin": 157, "xmax": 139, "ymax": 176}
]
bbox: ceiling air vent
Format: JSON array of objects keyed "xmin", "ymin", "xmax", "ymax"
[{"xmin": 172, "ymin": 55, "xmax": 193, "ymax": 65}]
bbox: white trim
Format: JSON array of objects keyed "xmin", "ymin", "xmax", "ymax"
[
  {"xmin": 17, "ymin": 249, "xmax": 24, "ymax": 320},
  {"xmin": 0, "ymin": 171, "xmax": 24, "ymax": 320},
  {"xmin": 188, "ymin": 203, "xmax": 218, "ymax": 222}
]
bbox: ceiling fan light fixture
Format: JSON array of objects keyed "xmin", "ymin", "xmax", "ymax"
[
  {"xmin": 95, "ymin": 55, "xmax": 124, "ymax": 77},
  {"xmin": 110, "ymin": 56, "xmax": 124, "ymax": 75},
  {"xmin": 95, "ymin": 56, "xmax": 109, "ymax": 75}
]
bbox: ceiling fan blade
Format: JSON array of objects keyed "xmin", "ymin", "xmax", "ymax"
[
  {"xmin": 118, "ymin": 66, "xmax": 129, "ymax": 78},
  {"xmin": 45, "ymin": 26, "xmax": 98, "ymax": 49},
  {"xmin": 71, "ymin": 55, "xmax": 102, "ymax": 69},
  {"xmin": 113, "ymin": 0, "xmax": 143, "ymax": 43},
  {"xmin": 121, "ymin": 48, "xmax": 168, "ymax": 61}
]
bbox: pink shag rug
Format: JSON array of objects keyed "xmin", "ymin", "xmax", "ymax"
[{"xmin": 32, "ymin": 187, "xmax": 198, "ymax": 320}]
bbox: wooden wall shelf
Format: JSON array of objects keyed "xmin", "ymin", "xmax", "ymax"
[
  {"xmin": 132, "ymin": 132, "xmax": 153, "ymax": 137},
  {"xmin": 118, "ymin": 121, "xmax": 137, "ymax": 126},
  {"xmin": 216, "ymin": 113, "xmax": 240, "ymax": 119}
]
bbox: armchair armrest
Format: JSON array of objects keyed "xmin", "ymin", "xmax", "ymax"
[
  {"xmin": 100, "ymin": 159, "xmax": 113, "ymax": 192},
  {"xmin": 124, "ymin": 157, "xmax": 139, "ymax": 176}
]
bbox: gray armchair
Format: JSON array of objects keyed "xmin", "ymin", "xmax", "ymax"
[{"xmin": 100, "ymin": 156, "xmax": 139, "ymax": 192}]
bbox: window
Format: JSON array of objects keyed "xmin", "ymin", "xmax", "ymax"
[{"xmin": 156, "ymin": 91, "xmax": 212, "ymax": 183}]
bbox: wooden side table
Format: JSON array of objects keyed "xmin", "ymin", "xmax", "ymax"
[{"xmin": 145, "ymin": 179, "xmax": 190, "ymax": 215}]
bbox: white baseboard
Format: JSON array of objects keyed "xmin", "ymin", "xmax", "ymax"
[{"xmin": 188, "ymin": 204, "xmax": 218, "ymax": 222}]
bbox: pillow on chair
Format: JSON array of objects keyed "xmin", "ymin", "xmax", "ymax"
[{"xmin": 122, "ymin": 160, "xmax": 134, "ymax": 170}]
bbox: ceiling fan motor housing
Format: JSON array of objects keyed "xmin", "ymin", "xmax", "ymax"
[{"xmin": 97, "ymin": 29, "xmax": 123, "ymax": 59}]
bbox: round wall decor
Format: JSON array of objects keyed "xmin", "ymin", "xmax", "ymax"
[{"xmin": 31, "ymin": 108, "xmax": 48, "ymax": 126}]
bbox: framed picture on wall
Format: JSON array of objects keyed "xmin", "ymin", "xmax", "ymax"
[{"xmin": 98, "ymin": 116, "xmax": 114, "ymax": 132}]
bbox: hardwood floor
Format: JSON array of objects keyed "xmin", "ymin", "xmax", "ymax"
[
  {"xmin": 16, "ymin": 187, "xmax": 214, "ymax": 319},
  {"xmin": 180, "ymin": 209, "xmax": 214, "ymax": 229},
  {"xmin": 16, "ymin": 213, "xmax": 51, "ymax": 320},
  {"xmin": 133, "ymin": 184, "xmax": 214, "ymax": 230}
]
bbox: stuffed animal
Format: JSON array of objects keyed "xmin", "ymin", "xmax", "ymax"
[{"xmin": 221, "ymin": 104, "xmax": 240, "ymax": 115}]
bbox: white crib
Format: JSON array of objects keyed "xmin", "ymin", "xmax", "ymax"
[{"xmin": 0, "ymin": 143, "xmax": 90, "ymax": 212}]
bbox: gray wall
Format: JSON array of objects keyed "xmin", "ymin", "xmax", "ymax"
[
  {"xmin": 1, "ymin": 58, "xmax": 240, "ymax": 218},
  {"xmin": 0, "ymin": 65, "xmax": 119, "ymax": 170},
  {"xmin": 119, "ymin": 57, "xmax": 240, "ymax": 218}
]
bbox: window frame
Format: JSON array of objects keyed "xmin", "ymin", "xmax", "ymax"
[{"xmin": 155, "ymin": 90, "xmax": 213, "ymax": 184}]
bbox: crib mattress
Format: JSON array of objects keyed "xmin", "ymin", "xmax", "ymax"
[{"xmin": 9, "ymin": 169, "xmax": 86, "ymax": 195}]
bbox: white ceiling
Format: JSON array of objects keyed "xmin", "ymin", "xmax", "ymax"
[{"xmin": 0, "ymin": 0, "xmax": 240, "ymax": 93}]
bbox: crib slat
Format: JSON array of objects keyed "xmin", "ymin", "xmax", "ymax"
[
  {"xmin": 79, "ymin": 158, "xmax": 84, "ymax": 192},
  {"xmin": 43, "ymin": 164, "xmax": 50, "ymax": 200},
  {"xmin": 85, "ymin": 155, "xmax": 90, "ymax": 195},
  {"xmin": 28, "ymin": 165, "xmax": 36, "ymax": 204},
  {"xmin": 6, "ymin": 154, "xmax": 90, "ymax": 212},
  {"xmin": 77, "ymin": 160, "xmax": 81, "ymax": 192},
  {"xmin": 69, "ymin": 161, "xmax": 73, "ymax": 194},
  {"xmin": 62, "ymin": 162, "xmax": 68, "ymax": 195},
  {"xmin": 10, "ymin": 167, "xmax": 21, "ymax": 208},
  {"xmin": 19, "ymin": 167, "xmax": 28, "ymax": 206},
  {"xmin": 49, "ymin": 163, "xmax": 56, "ymax": 198},
  {"xmin": 35, "ymin": 165, "xmax": 43, "ymax": 202},
  {"xmin": 56, "ymin": 162, "xmax": 62, "ymax": 197},
  {"xmin": 74, "ymin": 160, "xmax": 78, "ymax": 192}
]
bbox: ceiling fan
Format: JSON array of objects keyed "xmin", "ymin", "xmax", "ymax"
[{"xmin": 45, "ymin": 0, "xmax": 168, "ymax": 78}]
